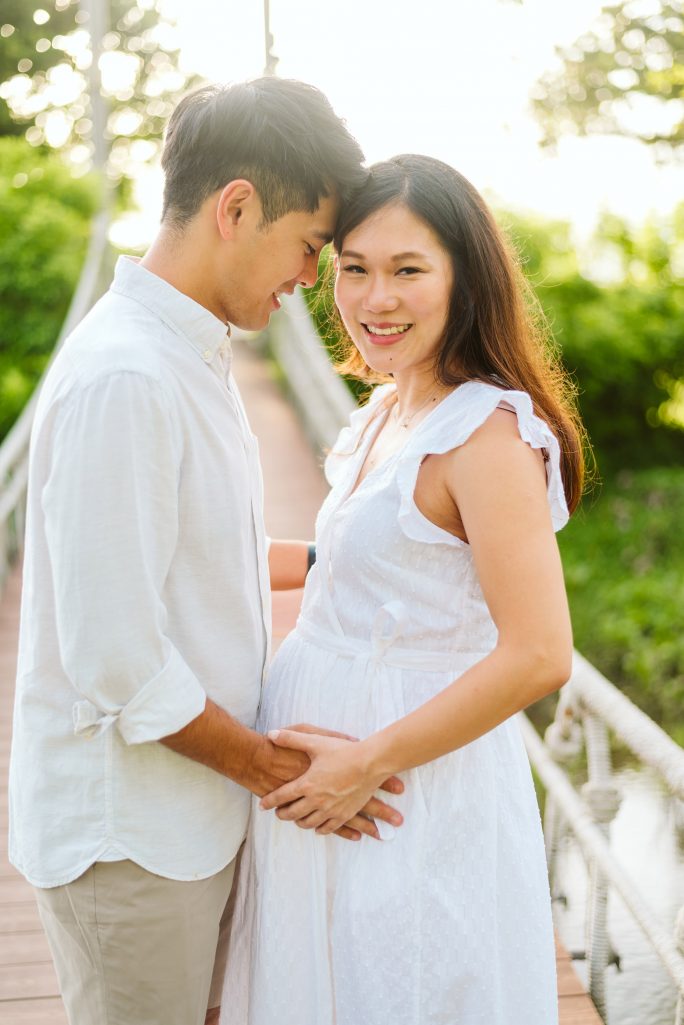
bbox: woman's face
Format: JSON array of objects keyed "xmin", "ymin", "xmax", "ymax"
[{"xmin": 334, "ymin": 202, "xmax": 453, "ymax": 379}]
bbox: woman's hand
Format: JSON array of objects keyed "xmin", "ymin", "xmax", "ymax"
[{"xmin": 258, "ymin": 729, "xmax": 403, "ymax": 837}]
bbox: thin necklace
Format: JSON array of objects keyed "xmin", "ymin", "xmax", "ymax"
[{"xmin": 393, "ymin": 389, "xmax": 443, "ymax": 429}]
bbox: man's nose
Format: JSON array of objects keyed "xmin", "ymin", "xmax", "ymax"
[{"xmin": 298, "ymin": 252, "xmax": 320, "ymax": 289}]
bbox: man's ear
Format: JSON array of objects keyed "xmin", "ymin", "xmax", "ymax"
[{"xmin": 216, "ymin": 179, "xmax": 259, "ymax": 241}]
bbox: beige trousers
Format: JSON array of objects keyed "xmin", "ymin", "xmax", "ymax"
[{"xmin": 35, "ymin": 858, "xmax": 236, "ymax": 1025}]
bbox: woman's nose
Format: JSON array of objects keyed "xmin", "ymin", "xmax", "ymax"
[{"xmin": 362, "ymin": 276, "xmax": 399, "ymax": 312}]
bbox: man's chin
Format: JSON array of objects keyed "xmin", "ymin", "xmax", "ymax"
[{"xmin": 230, "ymin": 309, "xmax": 272, "ymax": 333}]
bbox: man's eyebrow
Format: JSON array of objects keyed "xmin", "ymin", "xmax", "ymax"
[{"xmin": 312, "ymin": 231, "xmax": 333, "ymax": 243}]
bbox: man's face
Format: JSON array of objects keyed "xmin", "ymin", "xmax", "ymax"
[{"xmin": 221, "ymin": 194, "xmax": 338, "ymax": 330}]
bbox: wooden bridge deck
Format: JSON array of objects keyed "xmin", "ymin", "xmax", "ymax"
[{"xmin": 0, "ymin": 340, "xmax": 602, "ymax": 1024}]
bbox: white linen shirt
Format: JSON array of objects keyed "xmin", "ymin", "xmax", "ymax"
[{"xmin": 8, "ymin": 256, "xmax": 271, "ymax": 887}]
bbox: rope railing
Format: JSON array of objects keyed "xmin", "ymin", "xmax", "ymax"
[
  {"xmin": 536, "ymin": 656, "xmax": 684, "ymax": 1023},
  {"xmin": 267, "ymin": 290, "xmax": 684, "ymax": 1025}
]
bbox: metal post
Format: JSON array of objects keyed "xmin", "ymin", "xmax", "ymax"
[
  {"xmin": 582, "ymin": 711, "xmax": 621, "ymax": 1019},
  {"xmin": 80, "ymin": 0, "xmax": 109, "ymax": 174},
  {"xmin": 544, "ymin": 685, "xmax": 583, "ymax": 901},
  {"xmin": 263, "ymin": 0, "xmax": 278, "ymax": 76},
  {"xmin": 675, "ymin": 906, "xmax": 684, "ymax": 1025}
]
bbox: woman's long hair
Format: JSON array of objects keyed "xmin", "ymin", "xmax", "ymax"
[{"xmin": 330, "ymin": 154, "xmax": 588, "ymax": 512}]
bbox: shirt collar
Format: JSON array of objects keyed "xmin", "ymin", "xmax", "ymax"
[{"xmin": 111, "ymin": 256, "xmax": 232, "ymax": 368}]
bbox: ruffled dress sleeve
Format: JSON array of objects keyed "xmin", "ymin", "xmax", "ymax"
[
  {"xmin": 395, "ymin": 381, "xmax": 569, "ymax": 546},
  {"xmin": 324, "ymin": 383, "xmax": 396, "ymax": 487}
]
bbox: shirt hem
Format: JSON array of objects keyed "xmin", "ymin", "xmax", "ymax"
[{"xmin": 10, "ymin": 837, "xmax": 245, "ymax": 890}]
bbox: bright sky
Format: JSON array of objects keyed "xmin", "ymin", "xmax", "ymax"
[{"xmin": 115, "ymin": 0, "xmax": 684, "ymax": 248}]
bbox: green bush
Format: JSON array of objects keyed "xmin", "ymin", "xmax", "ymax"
[
  {"xmin": 559, "ymin": 468, "xmax": 684, "ymax": 743},
  {"xmin": 505, "ymin": 211, "xmax": 684, "ymax": 475},
  {"xmin": 0, "ymin": 138, "xmax": 99, "ymax": 438}
]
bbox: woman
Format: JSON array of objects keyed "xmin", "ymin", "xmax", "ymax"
[{"xmin": 221, "ymin": 155, "xmax": 585, "ymax": 1025}]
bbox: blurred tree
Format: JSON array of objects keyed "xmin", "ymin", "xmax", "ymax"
[
  {"xmin": 505, "ymin": 207, "xmax": 684, "ymax": 471},
  {"xmin": 0, "ymin": 0, "xmax": 200, "ymax": 180},
  {"xmin": 532, "ymin": 0, "xmax": 684, "ymax": 159},
  {"xmin": 0, "ymin": 136, "xmax": 99, "ymax": 440}
]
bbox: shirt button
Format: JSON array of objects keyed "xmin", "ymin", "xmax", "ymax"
[{"xmin": 202, "ymin": 349, "xmax": 212, "ymax": 362}]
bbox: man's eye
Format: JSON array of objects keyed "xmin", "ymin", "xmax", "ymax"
[
  {"xmin": 305, "ymin": 243, "xmax": 316, "ymax": 256},
  {"xmin": 342, "ymin": 264, "xmax": 365, "ymax": 274}
]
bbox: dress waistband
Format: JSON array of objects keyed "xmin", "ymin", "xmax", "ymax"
[{"xmin": 296, "ymin": 600, "xmax": 491, "ymax": 675}]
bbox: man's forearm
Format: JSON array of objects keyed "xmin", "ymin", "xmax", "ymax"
[
  {"xmin": 268, "ymin": 539, "xmax": 309, "ymax": 590},
  {"xmin": 163, "ymin": 701, "xmax": 406, "ymax": 842},
  {"xmin": 161, "ymin": 698, "xmax": 309, "ymax": 796}
]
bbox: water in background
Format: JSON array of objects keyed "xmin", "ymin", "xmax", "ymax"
[{"xmin": 552, "ymin": 767, "xmax": 684, "ymax": 1025}]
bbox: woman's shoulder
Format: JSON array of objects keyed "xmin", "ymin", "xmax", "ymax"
[
  {"xmin": 403, "ymin": 379, "xmax": 569, "ymax": 531},
  {"xmin": 419, "ymin": 380, "xmax": 548, "ymax": 445}
]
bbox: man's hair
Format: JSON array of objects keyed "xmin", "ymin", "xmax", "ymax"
[{"xmin": 161, "ymin": 78, "xmax": 366, "ymax": 227}]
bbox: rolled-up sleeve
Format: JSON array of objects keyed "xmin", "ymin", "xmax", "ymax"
[{"xmin": 42, "ymin": 370, "xmax": 207, "ymax": 745}]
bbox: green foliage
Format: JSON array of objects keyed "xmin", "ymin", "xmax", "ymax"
[
  {"xmin": 532, "ymin": 1, "xmax": 684, "ymax": 157},
  {"xmin": 0, "ymin": 136, "xmax": 98, "ymax": 438},
  {"xmin": 504, "ymin": 209, "xmax": 684, "ymax": 474},
  {"xmin": 0, "ymin": 1, "xmax": 199, "ymax": 180},
  {"xmin": 303, "ymin": 251, "xmax": 372, "ymax": 404},
  {"xmin": 559, "ymin": 468, "xmax": 684, "ymax": 741}
]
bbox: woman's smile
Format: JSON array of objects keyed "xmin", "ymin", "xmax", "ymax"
[{"xmin": 362, "ymin": 321, "xmax": 414, "ymax": 345}]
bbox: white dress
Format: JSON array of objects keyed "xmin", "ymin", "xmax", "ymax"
[{"xmin": 221, "ymin": 381, "xmax": 568, "ymax": 1025}]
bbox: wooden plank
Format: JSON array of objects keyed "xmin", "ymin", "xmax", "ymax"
[
  {"xmin": 557, "ymin": 993, "xmax": 605, "ymax": 1025},
  {"xmin": 556, "ymin": 940, "xmax": 603, "ymax": 1024},
  {"xmin": 0, "ymin": 932, "xmax": 53, "ymax": 967},
  {"xmin": 0, "ymin": 998, "xmax": 67, "ymax": 1024},
  {"xmin": 0, "ymin": 902, "xmax": 43, "ymax": 935},
  {"xmin": 0, "ymin": 962, "xmax": 61, "ymax": 1001},
  {"xmin": 0, "ymin": 877, "xmax": 36, "ymax": 906},
  {"xmin": 556, "ymin": 954, "xmax": 587, "ymax": 997}
]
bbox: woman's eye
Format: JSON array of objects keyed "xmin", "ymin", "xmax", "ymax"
[
  {"xmin": 397, "ymin": 266, "xmax": 421, "ymax": 275},
  {"xmin": 341, "ymin": 264, "xmax": 365, "ymax": 274}
]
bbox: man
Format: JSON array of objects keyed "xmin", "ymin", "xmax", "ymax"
[{"xmin": 8, "ymin": 78, "xmax": 402, "ymax": 1025}]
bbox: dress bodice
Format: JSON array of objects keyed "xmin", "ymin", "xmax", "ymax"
[{"xmin": 298, "ymin": 380, "xmax": 568, "ymax": 659}]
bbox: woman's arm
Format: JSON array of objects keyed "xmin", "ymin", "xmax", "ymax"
[{"xmin": 260, "ymin": 409, "xmax": 573, "ymax": 833}]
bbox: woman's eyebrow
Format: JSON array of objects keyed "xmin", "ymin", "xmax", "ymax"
[
  {"xmin": 391, "ymin": 251, "xmax": 428, "ymax": 261},
  {"xmin": 339, "ymin": 250, "xmax": 428, "ymax": 260}
]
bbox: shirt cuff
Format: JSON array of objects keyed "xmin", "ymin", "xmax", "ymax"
[{"xmin": 72, "ymin": 648, "xmax": 207, "ymax": 746}]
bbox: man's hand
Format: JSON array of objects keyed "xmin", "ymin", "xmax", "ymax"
[
  {"xmin": 259, "ymin": 730, "xmax": 404, "ymax": 837},
  {"xmin": 161, "ymin": 702, "xmax": 403, "ymax": 842}
]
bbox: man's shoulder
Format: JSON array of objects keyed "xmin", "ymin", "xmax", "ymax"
[
  {"xmin": 34, "ymin": 289, "xmax": 182, "ymax": 430},
  {"xmin": 65, "ymin": 288, "xmax": 169, "ymax": 377}
]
